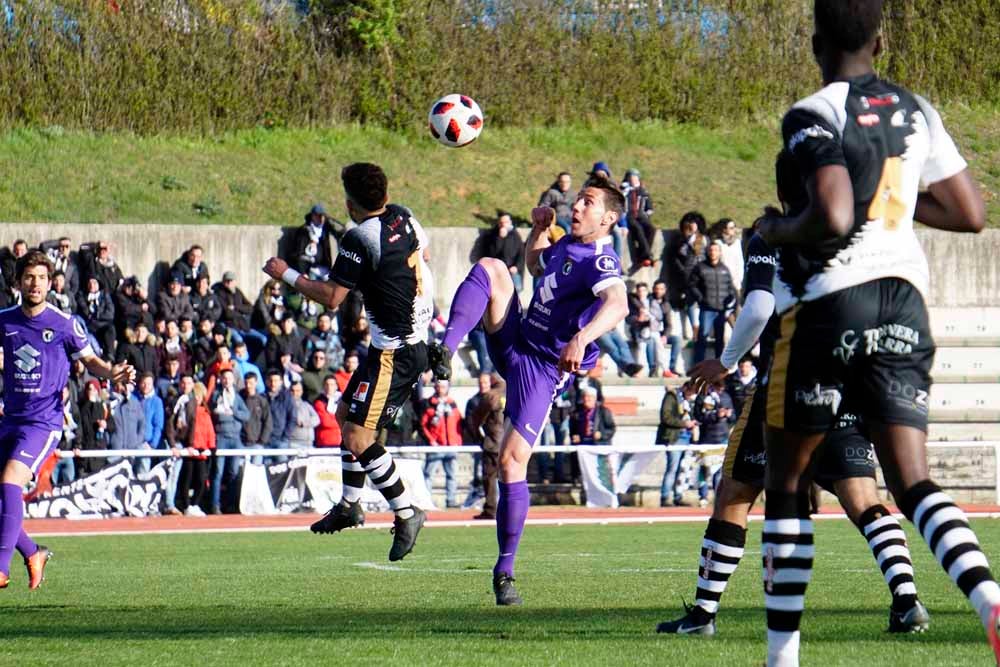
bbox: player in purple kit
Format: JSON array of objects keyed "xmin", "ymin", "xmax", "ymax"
[
  {"xmin": 427, "ymin": 174, "xmax": 629, "ymax": 605},
  {"xmin": 0, "ymin": 251, "xmax": 134, "ymax": 590}
]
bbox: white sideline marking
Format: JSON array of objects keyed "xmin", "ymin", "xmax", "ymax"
[
  {"xmin": 353, "ymin": 561, "xmax": 491, "ymax": 574},
  {"xmin": 28, "ymin": 511, "xmax": 1000, "ymax": 538}
]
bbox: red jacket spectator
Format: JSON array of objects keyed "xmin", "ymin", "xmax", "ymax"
[
  {"xmin": 190, "ymin": 404, "xmax": 217, "ymax": 460},
  {"xmin": 313, "ymin": 397, "xmax": 342, "ymax": 447},
  {"xmin": 420, "ymin": 392, "xmax": 462, "ymax": 446}
]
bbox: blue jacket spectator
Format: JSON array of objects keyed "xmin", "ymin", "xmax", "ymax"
[
  {"xmin": 264, "ymin": 370, "xmax": 296, "ymax": 447},
  {"xmin": 232, "ymin": 341, "xmax": 263, "ymax": 385},
  {"xmin": 136, "ymin": 375, "xmax": 165, "ymax": 451}
]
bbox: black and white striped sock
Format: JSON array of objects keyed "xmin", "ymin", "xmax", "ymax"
[
  {"xmin": 357, "ymin": 444, "xmax": 414, "ymax": 519},
  {"xmin": 694, "ymin": 519, "xmax": 746, "ymax": 615},
  {"xmin": 763, "ymin": 490, "xmax": 813, "ymax": 667},
  {"xmin": 341, "ymin": 452, "xmax": 366, "ymax": 504},
  {"xmin": 902, "ymin": 480, "xmax": 1000, "ymax": 627},
  {"xmin": 857, "ymin": 504, "xmax": 918, "ymax": 611}
]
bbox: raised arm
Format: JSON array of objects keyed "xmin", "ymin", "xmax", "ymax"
[
  {"xmin": 526, "ymin": 207, "xmax": 555, "ymax": 278},
  {"xmin": 262, "ymin": 257, "xmax": 351, "ymax": 311}
]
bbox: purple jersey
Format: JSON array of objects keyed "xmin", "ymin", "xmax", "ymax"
[
  {"xmin": 522, "ymin": 236, "xmax": 624, "ymax": 368},
  {"xmin": 0, "ymin": 304, "xmax": 93, "ymax": 429}
]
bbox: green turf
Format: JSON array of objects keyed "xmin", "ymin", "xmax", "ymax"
[
  {"xmin": 1, "ymin": 104, "xmax": 997, "ymax": 228},
  {"xmin": 1, "ymin": 519, "xmax": 998, "ymax": 666}
]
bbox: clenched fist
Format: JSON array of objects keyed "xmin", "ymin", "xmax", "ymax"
[{"xmin": 531, "ymin": 206, "xmax": 556, "ymax": 232}]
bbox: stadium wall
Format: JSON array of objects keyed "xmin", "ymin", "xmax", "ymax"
[{"xmin": 4, "ymin": 224, "xmax": 997, "ymax": 308}]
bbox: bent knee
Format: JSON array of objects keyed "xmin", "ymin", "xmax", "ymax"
[{"xmin": 477, "ymin": 258, "xmax": 514, "ymax": 289}]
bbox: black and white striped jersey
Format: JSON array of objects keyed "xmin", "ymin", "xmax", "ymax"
[
  {"xmin": 774, "ymin": 73, "xmax": 967, "ymax": 313},
  {"xmin": 330, "ymin": 204, "xmax": 434, "ymax": 350}
]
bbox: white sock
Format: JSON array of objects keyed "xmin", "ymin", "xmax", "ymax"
[{"xmin": 767, "ymin": 629, "xmax": 800, "ymax": 667}]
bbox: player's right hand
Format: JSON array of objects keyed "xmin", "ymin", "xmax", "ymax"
[
  {"xmin": 262, "ymin": 256, "xmax": 289, "ymax": 280},
  {"xmin": 531, "ymin": 206, "xmax": 556, "ymax": 231},
  {"xmin": 110, "ymin": 362, "xmax": 136, "ymax": 384},
  {"xmin": 688, "ymin": 359, "xmax": 729, "ymax": 392}
]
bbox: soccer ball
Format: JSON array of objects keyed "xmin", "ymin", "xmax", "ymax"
[{"xmin": 428, "ymin": 94, "xmax": 484, "ymax": 148}]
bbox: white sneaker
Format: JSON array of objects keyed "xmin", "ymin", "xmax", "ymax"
[{"xmin": 184, "ymin": 506, "xmax": 206, "ymax": 517}]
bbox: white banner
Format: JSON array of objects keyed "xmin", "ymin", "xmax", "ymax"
[
  {"xmin": 25, "ymin": 459, "xmax": 175, "ymax": 519},
  {"xmin": 578, "ymin": 450, "xmax": 661, "ymax": 508}
]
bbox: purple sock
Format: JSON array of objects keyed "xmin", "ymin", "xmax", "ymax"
[
  {"xmin": 16, "ymin": 529, "xmax": 38, "ymax": 559},
  {"xmin": 0, "ymin": 483, "xmax": 25, "ymax": 576},
  {"xmin": 442, "ymin": 263, "xmax": 492, "ymax": 354},
  {"xmin": 494, "ymin": 480, "xmax": 530, "ymax": 578}
]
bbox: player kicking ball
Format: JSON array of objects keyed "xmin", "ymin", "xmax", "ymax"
[
  {"xmin": 427, "ymin": 174, "xmax": 630, "ymax": 605},
  {"xmin": 657, "ymin": 152, "xmax": 928, "ymax": 637},
  {"xmin": 756, "ymin": 2, "xmax": 1000, "ymax": 664},
  {"xmin": 0, "ymin": 251, "xmax": 135, "ymax": 590}
]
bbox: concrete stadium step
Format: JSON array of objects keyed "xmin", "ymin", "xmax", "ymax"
[
  {"xmin": 930, "ymin": 307, "xmax": 1000, "ymax": 347},
  {"xmin": 933, "ymin": 347, "xmax": 1000, "ymax": 383}
]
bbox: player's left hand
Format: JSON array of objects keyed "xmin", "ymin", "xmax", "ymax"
[
  {"xmin": 688, "ymin": 359, "xmax": 729, "ymax": 392},
  {"xmin": 753, "ymin": 206, "xmax": 784, "ymax": 244},
  {"xmin": 558, "ymin": 335, "xmax": 586, "ymax": 373},
  {"xmin": 110, "ymin": 362, "xmax": 136, "ymax": 384},
  {"xmin": 263, "ymin": 257, "xmax": 289, "ymax": 280}
]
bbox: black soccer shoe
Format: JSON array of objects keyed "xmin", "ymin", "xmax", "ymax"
[
  {"xmin": 888, "ymin": 600, "xmax": 930, "ymax": 633},
  {"xmin": 310, "ymin": 501, "xmax": 365, "ymax": 534},
  {"xmin": 427, "ymin": 343, "xmax": 453, "ymax": 382},
  {"xmin": 656, "ymin": 602, "xmax": 716, "ymax": 636},
  {"xmin": 493, "ymin": 572, "xmax": 523, "ymax": 606},
  {"xmin": 389, "ymin": 507, "xmax": 426, "ymax": 561}
]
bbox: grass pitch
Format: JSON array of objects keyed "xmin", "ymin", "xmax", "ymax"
[{"xmin": 2, "ymin": 519, "xmax": 999, "ymax": 666}]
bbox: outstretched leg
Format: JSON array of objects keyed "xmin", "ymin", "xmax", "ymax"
[{"xmin": 492, "ymin": 420, "xmax": 532, "ymax": 606}]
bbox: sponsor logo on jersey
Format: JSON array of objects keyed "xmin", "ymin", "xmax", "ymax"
[
  {"xmin": 562, "ymin": 260, "xmax": 573, "ymax": 275},
  {"xmin": 353, "ymin": 381, "xmax": 370, "ymax": 402},
  {"xmin": 13, "ymin": 343, "xmax": 41, "ymax": 373},
  {"xmin": 857, "ymin": 113, "xmax": 880, "ymax": 127},
  {"xmin": 861, "ymin": 94, "xmax": 900, "ymax": 109},
  {"xmin": 793, "ymin": 383, "xmax": 842, "ymax": 415},
  {"xmin": 832, "ymin": 329, "xmax": 859, "ymax": 363},
  {"xmin": 891, "ymin": 110, "xmax": 906, "ymax": 127},
  {"xmin": 339, "ymin": 248, "xmax": 363, "ymax": 264},
  {"xmin": 888, "ymin": 380, "xmax": 928, "ymax": 413},
  {"xmin": 42, "ymin": 328, "xmax": 54, "ymax": 342},
  {"xmin": 746, "ymin": 254, "xmax": 777, "ymax": 267},
  {"xmin": 788, "ymin": 125, "xmax": 834, "ymax": 152},
  {"xmin": 595, "ymin": 255, "xmax": 618, "ymax": 273},
  {"xmin": 539, "ymin": 273, "xmax": 558, "ymax": 304},
  {"xmin": 863, "ymin": 323, "xmax": 920, "ymax": 355},
  {"xmin": 388, "ymin": 233, "xmax": 401, "ymax": 243}
]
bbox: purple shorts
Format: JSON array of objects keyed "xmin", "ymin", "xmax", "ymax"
[
  {"xmin": 0, "ymin": 422, "xmax": 62, "ymax": 477},
  {"xmin": 487, "ymin": 298, "xmax": 569, "ymax": 445}
]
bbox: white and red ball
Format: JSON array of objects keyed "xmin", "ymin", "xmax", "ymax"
[{"xmin": 428, "ymin": 94, "xmax": 484, "ymax": 148}]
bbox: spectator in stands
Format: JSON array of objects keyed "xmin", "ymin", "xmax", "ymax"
[
  {"xmin": 290, "ymin": 204, "xmax": 341, "ymax": 280},
  {"xmin": 300, "ymin": 349, "xmax": 327, "ymax": 402},
  {"xmin": 209, "ymin": 369, "xmax": 249, "ymax": 513},
  {"xmin": 538, "ymin": 171, "xmax": 573, "ymax": 233},
  {"xmin": 652, "ymin": 280, "xmax": 681, "ymax": 377},
  {"xmin": 627, "ymin": 282, "xmax": 662, "ymax": 377},
  {"xmin": 190, "ymin": 274, "xmax": 222, "ymax": 325},
  {"xmin": 475, "ymin": 212, "xmax": 524, "ymax": 291},
  {"xmin": 204, "ymin": 343, "xmax": 236, "ymax": 397},
  {"xmin": 711, "ymin": 218, "xmax": 744, "ymax": 297},
  {"xmin": 264, "ymin": 369, "xmax": 295, "ymax": 461},
  {"xmin": 726, "ymin": 356, "xmax": 757, "ymax": 417},
  {"xmin": 212, "ymin": 320, "xmax": 241, "ymax": 350},
  {"xmin": 158, "ymin": 319, "xmax": 192, "ymax": 374},
  {"xmin": 689, "ymin": 240, "xmax": 736, "ymax": 364},
  {"xmin": 538, "ymin": 382, "xmax": 573, "ymax": 484},
  {"xmin": 467, "ymin": 375, "xmax": 505, "ymax": 519},
  {"xmin": 663, "ymin": 211, "xmax": 706, "ymax": 341},
  {"xmin": 239, "ymin": 372, "xmax": 272, "ymax": 464},
  {"xmin": 466, "ymin": 323, "xmax": 494, "ymax": 376},
  {"xmin": 692, "ymin": 382, "xmax": 735, "ymax": 506},
  {"xmin": 657, "ymin": 382, "xmax": 697, "ymax": 507},
  {"xmin": 158, "ymin": 273, "xmax": 196, "ymax": 323},
  {"xmin": 621, "ymin": 169, "xmax": 656, "ymax": 272},
  {"xmin": 109, "ymin": 381, "xmax": 145, "ymax": 468},
  {"xmin": 287, "ymin": 291, "xmax": 322, "ymax": 331},
  {"xmin": 461, "ymin": 373, "xmax": 492, "ymax": 506},
  {"xmin": 267, "ymin": 313, "xmax": 305, "ymax": 369},
  {"xmin": 175, "ymin": 382, "xmax": 215, "ymax": 516},
  {"xmin": 136, "ymin": 373, "xmax": 165, "ymax": 475},
  {"xmin": 232, "ymin": 340, "xmax": 262, "ymax": 385},
  {"xmin": 171, "ymin": 244, "xmax": 209, "ymax": 293},
  {"xmin": 157, "ymin": 355, "xmax": 183, "ymax": 404},
  {"xmin": 421, "ymin": 380, "xmax": 462, "ymax": 508},
  {"xmin": 163, "ymin": 374, "xmax": 195, "ymax": 515},
  {"xmin": 570, "ymin": 386, "xmax": 616, "ymax": 445},
  {"xmin": 42, "ymin": 237, "xmax": 80, "ymax": 297},
  {"xmin": 53, "ymin": 385, "xmax": 80, "ymax": 485},
  {"xmin": 334, "ymin": 351, "xmax": 358, "ymax": 392},
  {"xmin": 0, "ymin": 239, "xmax": 26, "ymax": 291},
  {"xmin": 287, "ymin": 380, "xmax": 319, "ymax": 448},
  {"xmin": 279, "ymin": 352, "xmax": 304, "ymax": 387},
  {"xmin": 117, "ymin": 322, "xmax": 158, "ymax": 377},
  {"xmin": 313, "ymin": 375, "xmax": 342, "ymax": 448},
  {"xmin": 178, "ymin": 317, "xmax": 195, "ymax": 343},
  {"xmin": 597, "ymin": 328, "xmax": 643, "ymax": 377},
  {"xmin": 46, "ymin": 270, "xmax": 74, "ymax": 314},
  {"xmin": 77, "ymin": 379, "xmax": 113, "ymax": 476},
  {"xmin": 78, "ymin": 277, "xmax": 116, "ymax": 360},
  {"xmin": 252, "ymin": 279, "xmax": 286, "ymax": 333},
  {"xmin": 306, "ymin": 311, "xmax": 343, "ymax": 372},
  {"xmin": 90, "ymin": 241, "xmax": 125, "ymax": 293},
  {"xmin": 114, "ymin": 276, "xmax": 154, "ymax": 341},
  {"xmin": 215, "ymin": 270, "xmax": 254, "ymax": 333},
  {"xmin": 68, "ymin": 357, "xmax": 93, "ymax": 407},
  {"xmin": 191, "ymin": 317, "xmax": 217, "ymax": 373}
]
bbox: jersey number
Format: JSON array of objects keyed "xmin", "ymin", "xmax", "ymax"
[
  {"xmin": 867, "ymin": 157, "xmax": 906, "ymax": 231},
  {"xmin": 407, "ymin": 251, "xmax": 424, "ymax": 296}
]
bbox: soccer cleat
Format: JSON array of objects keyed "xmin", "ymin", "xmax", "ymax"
[
  {"xmin": 388, "ymin": 507, "xmax": 426, "ymax": 561},
  {"xmin": 987, "ymin": 603, "xmax": 1000, "ymax": 664},
  {"xmin": 0, "ymin": 572, "xmax": 8, "ymax": 589},
  {"xmin": 25, "ymin": 546, "xmax": 52, "ymax": 591},
  {"xmin": 656, "ymin": 602, "xmax": 717, "ymax": 636},
  {"xmin": 493, "ymin": 572, "xmax": 523, "ymax": 606},
  {"xmin": 311, "ymin": 501, "xmax": 366, "ymax": 534},
  {"xmin": 888, "ymin": 600, "xmax": 930, "ymax": 633},
  {"xmin": 427, "ymin": 343, "xmax": 453, "ymax": 382}
]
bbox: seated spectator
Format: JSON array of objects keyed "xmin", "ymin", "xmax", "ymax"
[
  {"xmin": 190, "ymin": 274, "xmax": 222, "ymax": 325},
  {"xmin": 156, "ymin": 355, "xmax": 184, "ymax": 404},
  {"xmin": 191, "ymin": 317, "xmax": 217, "ymax": 373},
  {"xmin": 77, "ymin": 277, "xmax": 116, "ymax": 360},
  {"xmin": 114, "ymin": 276, "xmax": 154, "ymax": 341},
  {"xmin": 87, "ymin": 241, "xmax": 125, "ymax": 293},
  {"xmin": 171, "ymin": 244, "xmax": 209, "ymax": 293},
  {"xmin": 570, "ymin": 386, "xmax": 616, "ymax": 445},
  {"xmin": 420, "ymin": 380, "xmax": 462, "ymax": 508},
  {"xmin": 287, "ymin": 381, "xmax": 320, "ymax": 448},
  {"xmin": 621, "ymin": 168, "xmax": 656, "ymax": 272},
  {"xmin": 109, "ymin": 380, "xmax": 145, "ymax": 467},
  {"xmin": 657, "ymin": 382, "xmax": 698, "ymax": 507},
  {"xmin": 209, "ymin": 369, "xmax": 249, "ymax": 513},
  {"xmin": 290, "ymin": 204, "xmax": 343, "ymax": 280},
  {"xmin": 45, "ymin": 270, "xmax": 74, "ymax": 314},
  {"xmin": 136, "ymin": 373, "xmax": 165, "ymax": 473},
  {"xmin": 240, "ymin": 372, "xmax": 272, "ymax": 463},
  {"xmin": 175, "ymin": 382, "xmax": 215, "ymax": 516},
  {"xmin": 76, "ymin": 379, "xmax": 113, "ymax": 476},
  {"xmin": 178, "ymin": 317, "xmax": 195, "ymax": 343},
  {"xmin": 215, "ymin": 271, "xmax": 254, "ymax": 333},
  {"xmin": 41, "ymin": 236, "xmax": 81, "ymax": 298},
  {"xmin": 313, "ymin": 375, "xmax": 342, "ymax": 448},
  {"xmin": 212, "ymin": 321, "xmax": 242, "ymax": 351},
  {"xmin": 116, "ymin": 322, "xmax": 159, "ymax": 377},
  {"xmin": 306, "ymin": 311, "xmax": 344, "ymax": 371},
  {"xmin": 287, "ymin": 291, "xmax": 322, "ymax": 331},
  {"xmin": 300, "ymin": 349, "xmax": 327, "ymax": 403},
  {"xmin": 537, "ymin": 171, "xmax": 573, "ymax": 233},
  {"xmin": 662, "ymin": 211, "xmax": 706, "ymax": 341},
  {"xmin": 232, "ymin": 340, "xmax": 263, "ymax": 385},
  {"xmin": 53, "ymin": 385, "xmax": 81, "ymax": 486},
  {"xmin": 251, "ymin": 279, "xmax": 286, "ymax": 333},
  {"xmin": 157, "ymin": 273, "xmax": 196, "ymax": 323},
  {"xmin": 266, "ymin": 314, "xmax": 305, "ymax": 370},
  {"xmin": 335, "ymin": 351, "xmax": 358, "ymax": 392},
  {"xmin": 690, "ymin": 240, "xmax": 736, "ymax": 364},
  {"xmin": 597, "ymin": 328, "xmax": 642, "ymax": 377},
  {"xmin": 158, "ymin": 319, "xmax": 193, "ymax": 374},
  {"xmin": 474, "ymin": 212, "xmax": 524, "ymax": 291},
  {"xmin": 627, "ymin": 282, "xmax": 661, "ymax": 377}
]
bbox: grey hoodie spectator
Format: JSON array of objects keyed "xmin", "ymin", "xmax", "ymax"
[
  {"xmin": 538, "ymin": 172, "xmax": 573, "ymax": 231},
  {"xmin": 110, "ymin": 382, "xmax": 146, "ymax": 460},
  {"xmin": 158, "ymin": 274, "xmax": 197, "ymax": 323},
  {"xmin": 287, "ymin": 381, "xmax": 320, "ymax": 447}
]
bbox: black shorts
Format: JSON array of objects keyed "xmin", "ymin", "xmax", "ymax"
[
  {"xmin": 723, "ymin": 384, "xmax": 876, "ymax": 488},
  {"xmin": 344, "ymin": 343, "xmax": 427, "ymax": 431},
  {"xmin": 766, "ymin": 278, "xmax": 934, "ymax": 434}
]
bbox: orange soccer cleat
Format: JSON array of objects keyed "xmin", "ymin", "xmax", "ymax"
[
  {"xmin": 25, "ymin": 546, "xmax": 52, "ymax": 591},
  {"xmin": 0, "ymin": 571, "xmax": 8, "ymax": 589}
]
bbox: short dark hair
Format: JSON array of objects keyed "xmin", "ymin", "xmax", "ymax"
[
  {"xmin": 15, "ymin": 250, "xmax": 54, "ymax": 282},
  {"xmin": 139, "ymin": 372, "xmax": 155, "ymax": 382},
  {"xmin": 190, "ymin": 244, "xmax": 203, "ymax": 253},
  {"xmin": 342, "ymin": 162, "xmax": 388, "ymax": 212},
  {"xmin": 265, "ymin": 368, "xmax": 283, "ymax": 379},
  {"xmin": 557, "ymin": 171, "xmax": 571, "ymax": 179},
  {"xmin": 322, "ymin": 374, "xmax": 337, "ymax": 384},
  {"xmin": 13, "ymin": 239, "xmax": 26, "ymax": 248},
  {"xmin": 814, "ymin": 0, "xmax": 882, "ymax": 53},
  {"xmin": 679, "ymin": 211, "xmax": 706, "ymax": 232},
  {"xmin": 581, "ymin": 173, "xmax": 625, "ymax": 218}
]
